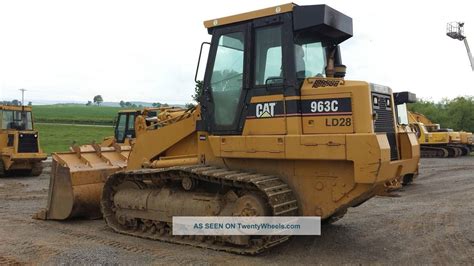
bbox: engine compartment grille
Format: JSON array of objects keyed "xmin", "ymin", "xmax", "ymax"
[
  {"xmin": 18, "ymin": 133, "xmax": 39, "ymax": 153},
  {"xmin": 372, "ymin": 92, "xmax": 399, "ymax": 161}
]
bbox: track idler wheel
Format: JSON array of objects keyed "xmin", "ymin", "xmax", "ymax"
[
  {"xmin": 233, "ymin": 194, "xmax": 269, "ymax": 216},
  {"xmin": 181, "ymin": 177, "xmax": 198, "ymax": 191},
  {"xmin": 226, "ymin": 194, "xmax": 269, "ymax": 246}
]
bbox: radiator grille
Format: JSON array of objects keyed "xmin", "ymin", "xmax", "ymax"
[
  {"xmin": 18, "ymin": 133, "xmax": 39, "ymax": 153},
  {"xmin": 372, "ymin": 93, "xmax": 398, "ymax": 161}
]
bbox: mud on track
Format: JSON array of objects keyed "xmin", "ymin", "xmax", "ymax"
[{"xmin": 0, "ymin": 158, "xmax": 473, "ymax": 264}]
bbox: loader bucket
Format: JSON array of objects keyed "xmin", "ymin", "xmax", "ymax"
[{"xmin": 34, "ymin": 144, "xmax": 130, "ymax": 220}]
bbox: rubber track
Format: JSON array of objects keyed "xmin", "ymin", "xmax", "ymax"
[
  {"xmin": 30, "ymin": 162, "xmax": 43, "ymax": 177},
  {"xmin": 102, "ymin": 165, "xmax": 299, "ymax": 255}
]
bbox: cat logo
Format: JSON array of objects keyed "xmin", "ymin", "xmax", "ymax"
[{"xmin": 256, "ymin": 102, "xmax": 276, "ymax": 118}]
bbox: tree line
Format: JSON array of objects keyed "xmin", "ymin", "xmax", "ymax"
[
  {"xmin": 84, "ymin": 95, "xmax": 170, "ymax": 108},
  {"xmin": 119, "ymin": 101, "xmax": 169, "ymax": 108},
  {"xmin": 2, "ymin": 100, "xmax": 32, "ymax": 106},
  {"xmin": 408, "ymin": 96, "xmax": 474, "ymax": 132}
]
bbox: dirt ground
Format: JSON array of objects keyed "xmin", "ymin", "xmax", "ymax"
[{"xmin": 0, "ymin": 158, "xmax": 473, "ymax": 265}]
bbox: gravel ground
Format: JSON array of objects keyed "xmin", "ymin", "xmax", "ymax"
[{"xmin": 0, "ymin": 157, "xmax": 473, "ymax": 264}]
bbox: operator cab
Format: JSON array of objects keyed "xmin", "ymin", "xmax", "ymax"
[
  {"xmin": 0, "ymin": 108, "xmax": 33, "ymax": 131},
  {"xmin": 115, "ymin": 111, "xmax": 139, "ymax": 143},
  {"xmin": 198, "ymin": 4, "xmax": 352, "ymax": 134}
]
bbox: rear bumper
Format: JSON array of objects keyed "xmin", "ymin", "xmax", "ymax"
[
  {"xmin": 347, "ymin": 132, "xmax": 420, "ymax": 184},
  {"xmin": 10, "ymin": 152, "xmax": 47, "ymax": 161}
]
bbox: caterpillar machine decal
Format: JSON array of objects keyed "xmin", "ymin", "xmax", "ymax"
[
  {"xmin": 0, "ymin": 105, "xmax": 47, "ymax": 177},
  {"xmin": 409, "ymin": 111, "xmax": 472, "ymax": 156},
  {"xmin": 408, "ymin": 111, "xmax": 470, "ymax": 157},
  {"xmin": 34, "ymin": 107, "xmax": 186, "ymax": 220},
  {"xmin": 39, "ymin": 3, "xmax": 420, "ymax": 254}
]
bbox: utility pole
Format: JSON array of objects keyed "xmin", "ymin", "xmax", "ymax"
[
  {"xmin": 446, "ymin": 22, "xmax": 474, "ymax": 71},
  {"xmin": 19, "ymin": 88, "xmax": 27, "ymax": 106}
]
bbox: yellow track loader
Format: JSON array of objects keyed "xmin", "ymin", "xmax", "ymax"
[
  {"xmin": 35, "ymin": 107, "xmax": 186, "ymax": 220},
  {"xmin": 93, "ymin": 3, "xmax": 420, "ymax": 254},
  {"xmin": 0, "ymin": 105, "xmax": 47, "ymax": 176},
  {"xmin": 35, "ymin": 3, "xmax": 419, "ymax": 254}
]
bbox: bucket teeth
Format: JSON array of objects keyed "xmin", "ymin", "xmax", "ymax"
[{"xmin": 37, "ymin": 145, "xmax": 130, "ymax": 220}]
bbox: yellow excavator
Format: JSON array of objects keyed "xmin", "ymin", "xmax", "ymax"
[
  {"xmin": 460, "ymin": 131, "xmax": 473, "ymax": 152},
  {"xmin": 409, "ymin": 111, "xmax": 471, "ymax": 157},
  {"xmin": 0, "ymin": 105, "xmax": 47, "ymax": 176},
  {"xmin": 39, "ymin": 3, "xmax": 420, "ymax": 254},
  {"xmin": 414, "ymin": 112, "xmax": 472, "ymax": 156}
]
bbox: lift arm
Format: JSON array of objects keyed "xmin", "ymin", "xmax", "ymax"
[{"xmin": 463, "ymin": 38, "xmax": 474, "ymax": 71}]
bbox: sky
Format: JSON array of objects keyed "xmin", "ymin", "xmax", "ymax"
[{"xmin": 0, "ymin": 0, "xmax": 473, "ymax": 104}]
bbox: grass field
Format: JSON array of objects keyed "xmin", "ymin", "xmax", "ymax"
[
  {"xmin": 33, "ymin": 104, "xmax": 123, "ymax": 125},
  {"xmin": 36, "ymin": 123, "xmax": 113, "ymax": 154}
]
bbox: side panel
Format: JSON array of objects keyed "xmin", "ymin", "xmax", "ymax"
[{"xmin": 243, "ymin": 94, "xmax": 286, "ymax": 135}]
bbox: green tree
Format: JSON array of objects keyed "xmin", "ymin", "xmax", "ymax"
[
  {"xmin": 408, "ymin": 96, "xmax": 474, "ymax": 132},
  {"xmin": 193, "ymin": 80, "xmax": 204, "ymax": 102},
  {"xmin": 93, "ymin": 95, "xmax": 103, "ymax": 106},
  {"xmin": 185, "ymin": 103, "xmax": 195, "ymax": 109},
  {"xmin": 445, "ymin": 96, "xmax": 474, "ymax": 131},
  {"xmin": 119, "ymin": 100, "xmax": 125, "ymax": 107}
]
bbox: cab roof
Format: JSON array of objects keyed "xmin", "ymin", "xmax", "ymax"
[
  {"xmin": 203, "ymin": 3, "xmax": 353, "ymax": 44},
  {"xmin": 204, "ymin": 3, "xmax": 295, "ymax": 28}
]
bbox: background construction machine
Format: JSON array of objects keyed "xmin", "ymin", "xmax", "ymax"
[
  {"xmin": 35, "ymin": 107, "xmax": 186, "ymax": 220},
  {"xmin": 416, "ymin": 112, "xmax": 473, "ymax": 155},
  {"xmin": 409, "ymin": 111, "xmax": 471, "ymax": 157},
  {"xmin": 392, "ymin": 92, "xmax": 419, "ymax": 186},
  {"xmin": 76, "ymin": 107, "xmax": 177, "ymax": 149},
  {"xmin": 0, "ymin": 105, "xmax": 47, "ymax": 176},
  {"xmin": 92, "ymin": 3, "xmax": 419, "ymax": 254}
]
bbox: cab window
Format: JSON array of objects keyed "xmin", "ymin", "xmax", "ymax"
[
  {"xmin": 1, "ymin": 110, "xmax": 33, "ymax": 130},
  {"xmin": 127, "ymin": 113, "xmax": 136, "ymax": 131},
  {"xmin": 254, "ymin": 25, "xmax": 283, "ymax": 85},
  {"xmin": 396, "ymin": 104, "xmax": 409, "ymax": 125},
  {"xmin": 294, "ymin": 33, "xmax": 327, "ymax": 79},
  {"xmin": 210, "ymin": 32, "xmax": 245, "ymax": 126},
  {"xmin": 115, "ymin": 114, "xmax": 126, "ymax": 141}
]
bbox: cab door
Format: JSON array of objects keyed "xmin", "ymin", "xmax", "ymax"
[
  {"xmin": 114, "ymin": 112, "xmax": 136, "ymax": 143},
  {"xmin": 201, "ymin": 24, "xmax": 250, "ymax": 135},
  {"xmin": 242, "ymin": 18, "xmax": 288, "ymax": 135}
]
